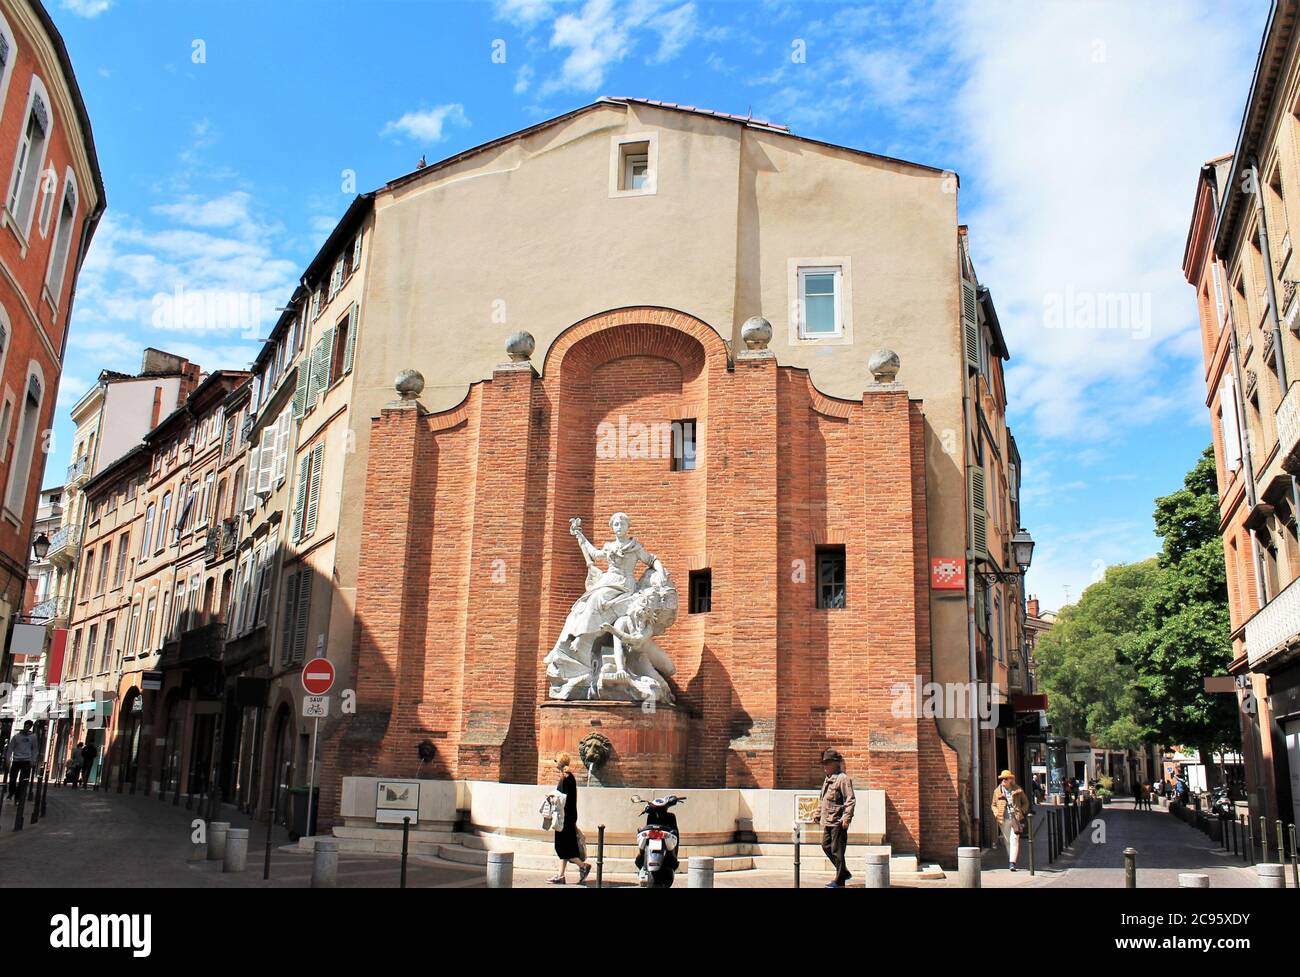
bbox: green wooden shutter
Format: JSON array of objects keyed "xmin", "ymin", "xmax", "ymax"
[
  {"xmin": 969, "ymin": 465, "xmax": 989, "ymax": 561},
  {"xmin": 293, "ymin": 361, "xmax": 309, "ymax": 419},
  {"xmin": 343, "ymin": 303, "xmax": 358, "ymax": 375},
  {"xmin": 280, "ymin": 572, "xmax": 299, "ymax": 666},
  {"xmin": 290, "ymin": 453, "xmax": 310, "ymax": 542},
  {"xmin": 293, "ymin": 568, "xmax": 313, "ymax": 663},
  {"xmin": 961, "ymin": 278, "xmax": 980, "ymax": 371}
]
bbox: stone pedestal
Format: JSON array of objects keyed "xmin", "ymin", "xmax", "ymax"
[{"xmin": 538, "ymin": 700, "xmax": 691, "ymax": 786}]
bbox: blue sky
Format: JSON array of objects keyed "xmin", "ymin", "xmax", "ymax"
[{"xmin": 47, "ymin": 0, "xmax": 1266, "ymax": 609}]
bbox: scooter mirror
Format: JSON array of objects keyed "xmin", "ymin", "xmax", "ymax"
[{"xmin": 630, "ymin": 794, "xmax": 643, "ymax": 804}]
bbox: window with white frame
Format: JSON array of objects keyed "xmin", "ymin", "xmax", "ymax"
[
  {"xmin": 0, "ymin": 14, "xmax": 18, "ymax": 128},
  {"xmin": 3, "ymin": 367, "xmax": 42, "ymax": 516},
  {"xmin": 610, "ymin": 133, "xmax": 657, "ymax": 197},
  {"xmin": 798, "ymin": 267, "xmax": 842, "ymax": 338},
  {"xmin": 6, "ymin": 77, "xmax": 51, "ymax": 236}
]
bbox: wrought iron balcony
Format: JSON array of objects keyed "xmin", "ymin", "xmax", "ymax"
[
  {"xmin": 66, "ymin": 455, "xmax": 90, "ymax": 486},
  {"xmin": 205, "ymin": 518, "xmax": 239, "ymax": 564},
  {"xmin": 47, "ymin": 525, "xmax": 80, "ymax": 565},
  {"xmin": 1245, "ymin": 574, "xmax": 1300, "ymax": 668},
  {"xmin": 30, "ymin": 594, "xmax": 66, "ymax": 621}
]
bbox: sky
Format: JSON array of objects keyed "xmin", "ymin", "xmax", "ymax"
[{"xmin": 45, "ymin": 0, "xmax": 1266, "ymax": 611}]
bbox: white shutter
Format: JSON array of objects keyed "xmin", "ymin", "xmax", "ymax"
[
  {"xmin": 352, "ymin": 232, "xmax": 362, "ymax": 271},
  {"xmin": 304, "ymin": 443, "xmax": 324, "ymax": 536},
  {"xmin": 256, "ymin": 425, "xmax": 273, "ymax": 495},
  {"xmin": 343, "ymin": 304, "xmax": 359, "ymax": 375},
  {"xmin": 293, "ymin": 360, "xmax": 309, "ymax": 419},
  {"xmin": 273, "ymin": 410, "xmax": 290, "ymax": 484},
  {"xmin": 329, "ymin": 256, "xmax": 343, "ymax": 298},
  {"xmin": 290, "ymin": 453, "xmax": 310, "ymax": 542},
  {"xmin": 1223, "ymin": 374, "xmax": 1244, "ymax": 472},
  {"xmin": 244, "ymin": 446, "xmax": 260, "ymax": 512}
]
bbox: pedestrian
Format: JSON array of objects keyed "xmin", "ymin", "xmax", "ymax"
[
  {"xmin": 4, "ymin": 721, "xmax": 38, "ymax": 799},
  {"xmin": 79, "ymin": 741, "xmax": 97, "ymax": 788},
  {"xmin": 813, "ymin": 748, "xmax": 856, "ymax": 888},
  {"xmin": 546, "ymin": 752, "xmax": 591, "ymax": 885},
  {"xmin": 991, "ymin": 770, "xmax": 1029, "ymax": 872},
  {"xmin": 65, "ymin": 746, "xmax": 83, "ymax": 786}
]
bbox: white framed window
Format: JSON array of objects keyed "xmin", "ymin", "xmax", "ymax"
[
  {"xmin": 788, "ymin": 258, "xmax": 854, "ymax": 345},
  {"xmin": 3, "ymin": 363, "xmax": 42, "ymax": 518},
  {"xmin": 6, "ymin": 75, "xmax": 52, "ymax": 240},
  {"xmin": 0, "ymin": 13, "xmax": 18, "ymax": 132},
  {"xmin": 609, "ymin": 132, "xmax": 658, "ymax": 198}
]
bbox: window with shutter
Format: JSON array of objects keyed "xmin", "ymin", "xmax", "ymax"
[
  {"xmin": 290, "ymin": 453, "xmax": 310, "ymax": 542},
  {"xmin": 257, "ymin": 543, "xmax": 277, "ymax": 627},
  {"xmin": 304, "ymin": 443, "xmax": 324, "ymax": 537},
  {"xmin": 256, "ymin": 425, "xmax": 274, "ymax": 495},
  {"xmin": 273, "ymin": 410, "xmax": 290, "ymax": 484},
  {"xmin": 969, "ymin": 465, "xmax": 989, "ymax": 561},
  {"xmin": 961, "ymin": 278, "xmax": 980, "ymax": 372},
  {"xmin": 244, "ymin": 445, "xmax": 260, "ymax": 512},
  {"xmin": 318, "ymin": 328, "xmax": 335, "ymax": 392},
  {"xmin": 293, "ymin": 568, "xmax": 313, "ymax": 663},
  {"xmin": 1222, "ymin": 374, "xmax": 1244, "ymax": 472},
  {"xmin": 343, "ymin": 304, "xmax": 359, "ymax": 375},
  {"xmin": 352, "ymin": 232, "xmax": 362, "ymax": 272},
  {"xmin": 329, "ymin": 257, "xmax": 343, "ymax": 298},
  {"xmin": 280, "ymin": 572, "xmax": 299, "ymax": 666}
]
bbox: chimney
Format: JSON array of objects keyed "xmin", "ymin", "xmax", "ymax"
[{"xmin": 1027, "ymin": 596, "xmax": 1040, "ymax": 619}]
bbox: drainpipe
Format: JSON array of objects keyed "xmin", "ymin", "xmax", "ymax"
[{"xmin": 963, "ymin": 359, "xmax": 982, "ymax": 848}]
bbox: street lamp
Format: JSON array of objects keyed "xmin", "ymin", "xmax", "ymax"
[
  {"xmin": 31, "ymin": 533, "xmax": 49, "ymax": 560},
  {"xmin": 1011, "ymin": 528, "xmax": 1035, "ymax": 574}
]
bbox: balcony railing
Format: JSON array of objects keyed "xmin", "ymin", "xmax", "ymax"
[
  {"xmin": 30, "ymin": 595, "xmax": 66, "ymax": 621},
  {"xmin": 1277, "ymin": 381, "xmax": 1300, "ymax": 475},
  {"xmin": 66, "ymin": 455, "xmax": 89, "ymax": 485},
  {"xmin": 47, "ymin": 525, "xmax": 80, "ymax": 562},
  {"xmin": 1245, "ymin": 574, "xmax": 1300, "ymax": 667},
  {"xmin": 204, "ymin": 518, "xmax": 238, "ymax": 564}
]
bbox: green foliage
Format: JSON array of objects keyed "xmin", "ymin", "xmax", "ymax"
[
  {"xmin": 1036, "ymin": 560, "xmax": 1160, "ymax": 749},
  {"xmin": 1122, "ymin": 446, "xmax": 1238, "ymax": 755}
]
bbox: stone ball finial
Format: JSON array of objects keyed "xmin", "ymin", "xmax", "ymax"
[
  {"xmin": 394, "ymin": 368, "xmax": 425, "ymax": 400},
  {"xmin": 740, "ymin": 315, "xmax": 773, "ymax": 351},
  {"xmin": 506, "ymin": 330, "xmax": 536, "ymax": 361},
  {"xmin": 868, "ymin": 348, "xmax": 901, "ymax": 383}
]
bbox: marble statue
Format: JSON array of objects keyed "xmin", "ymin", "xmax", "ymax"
[{"xmin": 544, "ymin": 512, "xmax": 678, "ymax": 704}]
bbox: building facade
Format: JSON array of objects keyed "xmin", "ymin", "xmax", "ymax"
[
  {"xmin": 0, "ymin": 0, "xmax": 104, "ymax": 709},
  {"xmin": 1185, "ymin": 1, "xmax": 1300, "ymax": 833}
]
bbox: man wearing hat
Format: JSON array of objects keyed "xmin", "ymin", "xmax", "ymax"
[
  {"xmin": 991, "ymin": 770, "xmax": 1029, "ymax": 871},
  {"xmin": 813, "ymin": 748, "xmax": 856, "ymax": 888}
]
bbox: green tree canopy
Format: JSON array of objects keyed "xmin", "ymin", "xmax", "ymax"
[{"xmin": 1036, "ymin": 559, "xmax": 1160, "ymax": 749}]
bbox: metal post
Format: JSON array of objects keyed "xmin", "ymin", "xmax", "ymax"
[
  {"xmin": 29, "ymin": 766, "xmax": 41, "ymax": 825},
  {"xmin": 1246, "ymin": 817, "xmax": 1255, "ymax": 864},
  {"xmin": 400, "ymin": 816, "xmax": 410, "ymax": 888},
  {"xmin": 1290, "ymin": 824, "xmax": 1298, "ymax": 890},
  {"xmin": 39, "ymin": 765, "xmax": 48, "ymax": 818},
  {"xmin": 596, "ymin": 823, "xmax": 605, "ymax": 889},
  {"xmin": 12, "ymin": 774, "xmax": 26, "ymax": 831},
  {"xmin": 1261, "ymin": 817, "xmax": 1269, "ymax": 862},
  {"xmin": 1027, "ymin": 812, "xmax": 1036, "ymax": 876},
  {"xmin": 1124, "ymin": 847, "xmax": 1137, "ymax": 888},
  {"xmin": 1277, "ymin": 822, "xmax": 1285, "ymax": 865},
  {"xmin": 1046, "ymin": 808, "xmax": 1054, "ymax": 864},
  {"xmin": 792, "ymin": 821, "xmax": 801, "ymax": 889}
]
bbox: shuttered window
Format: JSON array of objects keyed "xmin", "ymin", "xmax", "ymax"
[{"xmin": 969, "ymin": 465, "xmax": 989, "ymax": 561}]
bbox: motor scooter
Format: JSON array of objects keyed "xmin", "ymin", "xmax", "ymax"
[{"xmin": 631, "ymin": 794, "xmax": 686, "ymax": 887}]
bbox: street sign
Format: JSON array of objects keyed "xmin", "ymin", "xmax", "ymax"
[
  {"xmin": 303, "ymin": 695, "xmax": 329, "ymax": 719},
  {"xmin": 302, "ymin": 658, "xmax": 335, "ymax": 696}
]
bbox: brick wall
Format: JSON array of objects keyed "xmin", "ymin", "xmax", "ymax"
[{"xmin": 330, "ymin": 308, "xmax": 955, "ymax": 853}]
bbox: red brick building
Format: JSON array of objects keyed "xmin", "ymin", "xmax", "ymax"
[
  {"xmin": 0, "ymin": 1, "xmax": 103, "ymax": 687},
  {"xmin": 335, "ymin": 308, "xmax": 957, "ymax": 857}
]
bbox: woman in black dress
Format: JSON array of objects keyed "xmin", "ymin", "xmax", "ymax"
[{"xmin": 549, "ymin": 752, "xmax": 592, "ymax": 884}]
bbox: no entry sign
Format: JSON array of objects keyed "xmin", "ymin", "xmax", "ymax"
[{"xmin": 302, "ymin": 658, "xmax": 335, "ymax": 696}]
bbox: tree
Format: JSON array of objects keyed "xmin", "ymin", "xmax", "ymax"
[
  {"xmin": 1036, "ymin": 560, "xmax": 1160, "ymax": 750},
  {"xmin": 1122, "ymin": 446, "xmax": 1239, "ymax": 778}
]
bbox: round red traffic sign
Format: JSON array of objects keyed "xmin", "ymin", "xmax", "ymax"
[{"xmin": 302, "ymin": 658, "xmax": 335, "ymax": 696}]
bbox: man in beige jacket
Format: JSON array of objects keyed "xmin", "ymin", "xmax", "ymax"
[
  {"xmin": 814, "ymin": 748, "xmax": 856, "ymax": 888},
  {"xmin": 991, "ymin": 770, "xmax": 1029, "ymax": 871}
]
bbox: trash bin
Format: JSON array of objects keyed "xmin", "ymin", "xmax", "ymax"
[{"xmin": 288, "ymin": 786, "xmax": 320, "ymax": 840}]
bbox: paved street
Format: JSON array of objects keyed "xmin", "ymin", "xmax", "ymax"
[{"xmin": 0, "ymin": 787, "xmax": 1285, "ymax": 889}]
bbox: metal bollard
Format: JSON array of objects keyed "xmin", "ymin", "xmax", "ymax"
[
  {"xmin": 596, "ymin": 824, "xmax": 605, "ymax": 889},
  {"xmin": 1291, "ymin": 825, "xmax": 1299, "ymax": 890},
  {"xmin": 1124, "ymin": 847, "xmax": 1137, "ymax": 888},
  {"xmin": 1261, "ymin": 817, "xmax": 1269, "ymax": 862},
  {"xmin": 207, "ymin": 821, "xmax": 230, "ymax": 862},
  {"xmin": 792, "ymin": 821, "xmax": 801, "ymax": 889},
  {"xmin": 400, "ymin": 817, "xmax": 410, "ymax": 888},
  {"xmin": 311, "ymin": 837, "xmax": 338, "ymax": 888},
  {"xmin": 688, "ymin": 856, "xmax": 715, "ymax": 888},
  {"xmin": 864, "ymin": 851, "xmax": 889, "ymax": 888},
  {"xmin": 1026, "ymin": 812, "xmax": 1036, "ymax": 876},
  {"xmin": 957, "ymin": 846, "xmax": 981, "ymax": 888},
  {"xmin": 29, "ymin": 768, "xmax": 42, "ymax": 825},
  {"xmin": 485, "ymin": 850, "xmax": 514, "ymax": 888},
  {"xmin": 223, "ymin": 828, "xmax": 249, "ymax": 873},
  {"xmin": 1258, "ymin": 862, "xmax": 1285, "ymax": 889},
  {"xmin": 1179, "ymin": 873, "xmax": 1209, "ymax": 888}
]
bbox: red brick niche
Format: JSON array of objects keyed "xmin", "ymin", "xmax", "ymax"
[
  {"xmin": 334, "ymin": 307, "xmax": 951, "ymax": 854},
  {"xmin": 537, "ymin": 701, "xmax": 691, "ymax": 786}
]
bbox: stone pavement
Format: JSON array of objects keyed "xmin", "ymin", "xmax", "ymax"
[{"xmin": 1, "ymin": 786, "xmax": 1286, "ymax": 889}]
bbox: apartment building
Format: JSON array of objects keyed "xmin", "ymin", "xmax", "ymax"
[
  {"xmin": 1185, "ymin": 0, "xmax": 1300, "ymax": 832},
  {"xmin": 0, "ymin": 0, "xmax": 104, "ymax": 705}
]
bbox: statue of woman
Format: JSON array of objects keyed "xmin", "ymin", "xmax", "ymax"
[{"xmin": 544, "ymin": 512, "xmax": 673, "ymax": 700}]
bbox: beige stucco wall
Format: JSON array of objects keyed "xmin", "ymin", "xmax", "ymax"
[{"xmin": 331, "ymin": 101, "xmax": 972, "ymax": 781}]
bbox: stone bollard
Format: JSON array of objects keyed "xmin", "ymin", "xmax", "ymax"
[
  {"xmin": 1258, "ymin": 863, "xmax": 1285, "ymax": 889},
  {"xmin": 311, "ymin": 837, "xmax": 339, "ymax": 889},
  {"xmin": 223, "ymin": 828, "xmax": 249, "ymax": 873},
  {"xmin": 206, "ymin": 821, "xmax": 231, "ymax": 862},
  {"xmin": 189, "ymin": 835, "xmax": 207, "ymax": 862},
  {"xmin": 957, "ymin": 846, "xmax": 981, "ymax": 888},
  {"xmin": 1178, "ymin": 873, "xmax": 1210, "ymax": 888},
  {"xmin": 688, "ymin": 856, "xmax": 715, "ymax": 888},
  {"xmin": 864, "ymin": 852, "xmax": 890, "ymax": 889},
  {"xmin": 486, "ymin": 850, "xmax": 514, "ymax": 889}
]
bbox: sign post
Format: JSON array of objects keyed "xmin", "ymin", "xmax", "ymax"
[{"xmin": 301, "ymin": 658, "xmax": 335, "ymax": 840}]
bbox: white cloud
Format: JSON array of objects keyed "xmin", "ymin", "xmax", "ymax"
[
  {"xmin": 381, "ymin": 104, "xmax": 470, "ymax": 143},
  {"xmin": 151, "ymin": 191, "xmax": 255, "ymax": 230},
  {"xmin": 60, "ymin": 0, "xmax": 112, "ymax": 18}
]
